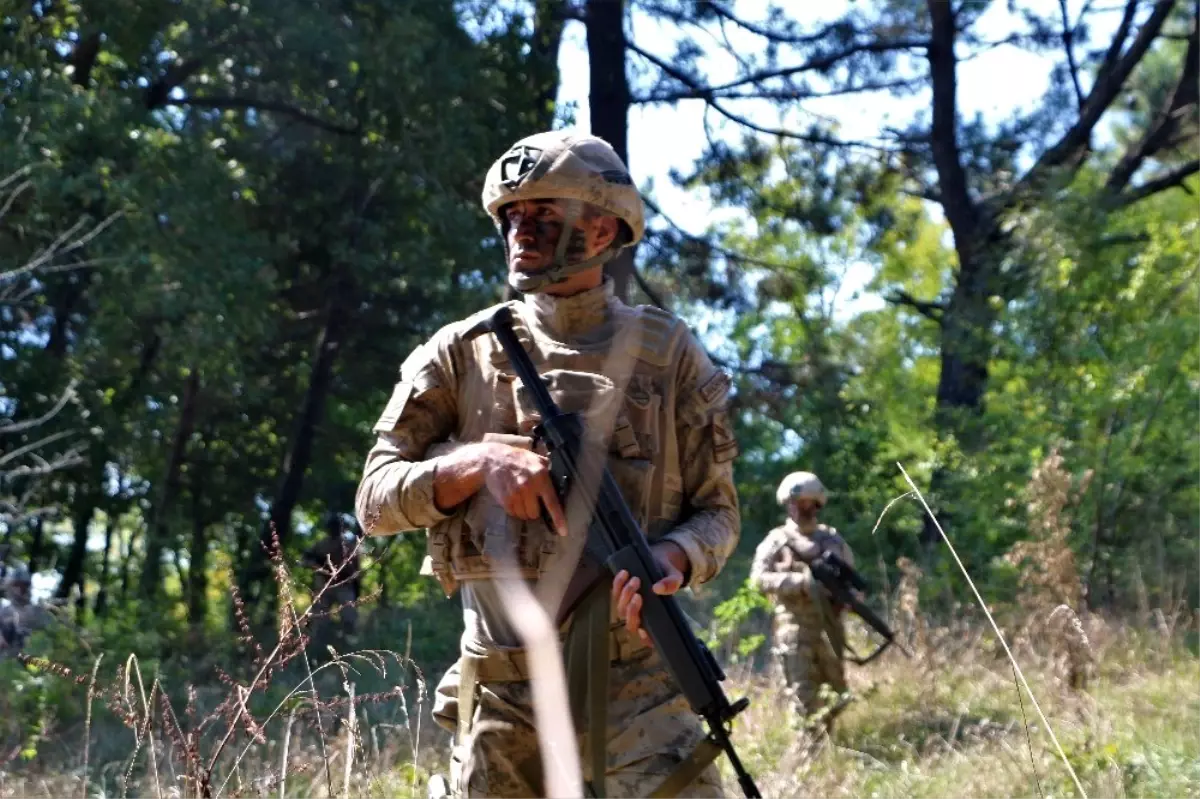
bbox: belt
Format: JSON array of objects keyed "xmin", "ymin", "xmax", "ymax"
[{"xmin": 462, "ymin": 624, "xmax": 650, "ymax": 684}]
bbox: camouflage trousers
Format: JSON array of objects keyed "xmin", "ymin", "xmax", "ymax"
[
  {"xmin": 433, "ymin": 630, "xmax": 724, "ymax": 798},
  {"xmin": 773, "ymin": 620, "xmax": 847, "ymax": 733}
]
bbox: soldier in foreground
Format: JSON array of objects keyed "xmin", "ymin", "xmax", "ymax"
[
  {"xmin": 750, "ymin": 471, "xmax": 856, "ymax": 737},
  {"xmin": 356, "ymin": 130, "xmax": 740, "ymax": 798}
]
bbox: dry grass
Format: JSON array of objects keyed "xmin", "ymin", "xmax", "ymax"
[
  {"xmin": 1, "ymin": 612, "xmax": 1194, "ymax": 799},
  {"xmin": 723, "ymin": 617, "xmax": 1198, "ymax": 799},
  {"xmin": 0, "ymin": 513, "xmax": 1194, "ymax": 799}
]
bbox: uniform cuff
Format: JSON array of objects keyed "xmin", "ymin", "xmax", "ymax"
[
  {"xmin": 398, "ymin": 457, "xmax": 452, "ymax": 529},
  {"xmin": 661, "ymin": 529, "xmax": 715, "ymax": 587}
]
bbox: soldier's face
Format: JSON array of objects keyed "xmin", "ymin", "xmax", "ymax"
[
  {"xmin": 788, "ymin": 499, "xmax": 820, "ymax": 523},
  {"xmin": 504, "ymin": 199, "xmax": 617, "ymax": 277}
]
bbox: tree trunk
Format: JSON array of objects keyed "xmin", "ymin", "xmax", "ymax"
[
  {"xmin": 585, "ymin": 0, "xmax": 636, "ymax": 302},
  {"xmin": 140, "ymin": 368, "xmax": 201, "ymax": 599},
  {"xmin": 187, "ymin": 454, "xmax": 209, "ymax": 628},
  {"xmin": 27, "ymin": 516, "xmax": 45, "ymax": 574},
  {"xmin": 94, "ymin": 518, "xmax": 115, "ymax": 618},
  {"xmin": 57, "ymin": 499, "xmax": 94, "ymax": 601},
  {"xmin": 244, "ymin": 292, "xmax": 347, "ymax": 605}
]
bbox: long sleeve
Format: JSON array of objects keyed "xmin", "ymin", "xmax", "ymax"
[
  {"xmin": 749, "ymin": 529, "xmax": 812, "ymax": 597},
  {"xmin": 355, "ymin": 331, "xmax": 461, "ymax": 535},
  {"xmin": 660, "ymin": 334, "xmax": 741, "ymax": 586}
]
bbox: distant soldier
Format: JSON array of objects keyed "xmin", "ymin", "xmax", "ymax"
[
  {"xmin": 0, "ymin": 564, "xmax": 52, "ymax": 657},
  {"xmin": 301, "ymin": 513, "xmax": 362, "ymax": 643},
  {"xmin": 749, "ymin": 472, "xmax": 855, "ymax": 736}
]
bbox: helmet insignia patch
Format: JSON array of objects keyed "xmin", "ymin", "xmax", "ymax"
[{"xmin": 499, "ymin": 145, "xmax": 543, "ymax": 190}]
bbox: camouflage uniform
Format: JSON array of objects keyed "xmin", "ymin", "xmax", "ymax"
[
  {"xmin": 750, "ymin": 487, "xmax": 854, "ymax": 733},
  {"xmin": 356, "ymin": 132, "xmax": 740, "ymax": 798}
]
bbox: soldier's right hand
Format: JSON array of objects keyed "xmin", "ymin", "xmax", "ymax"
[{"xmin": 483, "ymin": 444, "xmax": 568, "ymax": 536}]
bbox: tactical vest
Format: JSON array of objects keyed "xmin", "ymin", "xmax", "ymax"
[{"xmin": 421, "ymin": 301, "xmax": 695, "ymax": 596}]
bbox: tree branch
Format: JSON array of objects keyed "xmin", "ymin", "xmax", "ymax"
[
  {"xmin": 0, "ymin": 380, "xmax": 78, "ymax": 435},
  {"xmin": 632, "ymin": 77, "xmax": 923, "ymax": 104},
  {"xmin": 1105, "ymin": 15, "xmax": 1198, "ymax": 193},
  {"xmin": 171, "ymin": 95, "xmax": 361, "ymax": 136},
  {"xmin": 626, "ymin": 40, "xmax": 900, "ymax": 151},
  {"xmin": 1059, "ymin": 0, "xmax": 1087, "ymax": 109},
  {"xmin": 699, "ymin": 5, "xmax": 851, "ymax": 47},
  {"xmin": 1016, "ymin": 0, "xmax": 1177, "ymax": 198},
  {"xmin": 886, "ymin": 289, "xmax": 945, "ymax": 323},
  {"xmin": 1108, "ymin": 158, "xmax": 1200, "ymax": 207},
  {"xmin": 702, "ymin": 38, "xmax": 929, "ymax": 94}
]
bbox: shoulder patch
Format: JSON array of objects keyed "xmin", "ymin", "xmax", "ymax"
[{"xmin": 698, "ymin": 369, "xmax": 732, "ymax": 405}]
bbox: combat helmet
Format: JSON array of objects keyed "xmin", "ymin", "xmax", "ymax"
[
  {"xmin": 776, "ymin": 471, "xmax": 827, "ymax": 507},
  {"xmin": 481, "ymin": 130, "xmax": 644, "ymax": 292}
]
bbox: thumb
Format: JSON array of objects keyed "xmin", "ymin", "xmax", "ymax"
[{"xmin": 652, "ymin": 569, "xmax": 683, "ymax": 595}]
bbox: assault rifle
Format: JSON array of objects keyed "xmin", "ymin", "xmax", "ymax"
[
  {"xmin": 807, "ymin": 549, "xmax": 912, "ymax": 665},
  {"xmin": 472, "ymin": 305, "xmax": 762, "ymax": 799}
]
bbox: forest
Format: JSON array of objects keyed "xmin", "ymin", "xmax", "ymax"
[{"xmin": 0, "ymin": 1, "xmax": 1196, "ymax": 797}]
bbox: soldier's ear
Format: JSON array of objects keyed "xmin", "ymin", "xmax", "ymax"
[{"xmin": 592, "ymin": 215, "xmax": 618, "ymax": 251}]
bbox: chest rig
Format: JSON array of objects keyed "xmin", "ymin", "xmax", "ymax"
[{"xmin": 421, "ymin": 301, "xmax": 687, "ymax": 597}]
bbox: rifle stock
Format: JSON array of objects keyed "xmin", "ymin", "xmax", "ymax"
[{"xmin": 477, "ymin": 305, "xmax": 762, "ymax": 799}]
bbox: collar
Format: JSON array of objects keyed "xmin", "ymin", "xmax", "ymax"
[
  {"xmin": 523, "ymin": 278, "xmax": 615, "ymax": 342},
  {"xmin": 786, "ymin": 517, "xmax": 820, "ymax": 536}
]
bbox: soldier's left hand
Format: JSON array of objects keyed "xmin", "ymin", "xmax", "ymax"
[{"xmin": 612, "ymin": 541, "xmax": 689, "ymax": 645}]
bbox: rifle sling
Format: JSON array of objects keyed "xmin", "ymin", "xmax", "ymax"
[
  {"xmin": 563, "ymin": 579, "xmax": 611, "ymax": 798},
  {"xmin": 648, "ymin": 738, "xmax": 724, "ymax": 799}
]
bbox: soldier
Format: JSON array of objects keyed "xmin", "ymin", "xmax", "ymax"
[
  {"xmin": 749, "ymin": 471, "xmax": 855, "ymax": 737},
  {"xmin": 301, "ymin": 513, "xmax": 362, "ymax": 644},
  {"xmin": 0, "ymin": 564, "xmax": 52, "ymax": 657},
  {"xmin": 356, "ymin": 130, "xmax": 740, "ymax": 798}
]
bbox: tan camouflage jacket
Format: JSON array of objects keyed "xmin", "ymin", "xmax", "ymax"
[
  {"xmin": 355, "ymin": 281, "xmax": 740, "ymax": 600},
  {"xmin": 749, "ymin": 519, "xmax": 854, "ymax": 613}
]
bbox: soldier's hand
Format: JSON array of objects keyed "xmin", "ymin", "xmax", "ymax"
[
  {"xmin": 613, "ymin": 541, "xmax": 689, "ymax": 646},
  {"xmin": 483, "ymin": 444, "xmax": 568, "ymax": 536}
]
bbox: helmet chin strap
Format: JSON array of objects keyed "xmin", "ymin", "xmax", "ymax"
[{"xmin": 507, "ymin": 199, "xmax": 620, "ymax": 293}]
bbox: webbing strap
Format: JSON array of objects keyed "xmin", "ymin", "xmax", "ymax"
[{"xmin": 647, "ymin": 737, "xmax": 723, "ymax": 799}]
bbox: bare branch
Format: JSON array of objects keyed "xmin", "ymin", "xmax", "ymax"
[
  {"xmin": 699, "ymin": 6, "xmax": 850, "ymax": 47},
  {"xmin": 1, "ymin": 211, "xmax": 124, "ymax": 282},
  {"xmin": 702, "ymin": 38, "xmax": 929, "ymax": 94},
  {"xmin": 632, "ymin": 77, "xmax": 923, "ymax": 104},
  {"xmin": 1108, "ymin": 158, "xmax": 1200, "ymax": 207},
  {"xmin": 1059, "ymin": 0, "xmax": 1087, "ymax": 109},
  {"xmin": 0, "ymin": 380, "xmax": 79, "ymax": 435},
  {"xmin": 171, "ymin": 95, "xmax": 361, "ymax": 136},
  {"xmin": 626, "ymin": 40, "xmax": 900, "ymax": 151},
  {"xmin": 0, "ymin": 429, "xmax": 80, "ymax": 471},
  {"xmin": 886, "ymin": 289, "xmax": 946, "ymax": 323}
]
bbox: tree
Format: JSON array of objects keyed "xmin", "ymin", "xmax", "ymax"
[{"xmin": 626, "ymin": 0, "xmax": 1198, "ymax": 544}]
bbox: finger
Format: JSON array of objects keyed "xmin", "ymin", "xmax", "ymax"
[
  {"xmin": 520, "ymin": 489, "xmax": 542, "ymax": 521},
  {"xmin": 618, "ymin": 576, "xmax": 641, "ymax": 618},
  {"xmin": 536, "ymin": 476, "xmax": 568, "ymax": 536},
  {"xmin": 611, "ymin": 570, "xmax": 629, "ymax": 602},
  {"xmin": 638, "ymin": 629, "xmax": 651, "ymax": 647},
  {"xmin": 652, "ymin": 570, "xmax": 683, "ymax": 595},
  {"xmin": 625, "ymin": 593, "xmax": 642, "ymax": 634}
]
